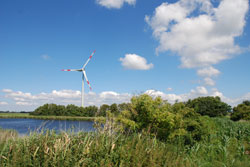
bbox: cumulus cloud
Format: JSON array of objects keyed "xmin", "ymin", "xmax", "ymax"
[
  {"xmin": 0, "ymin": 89, "xmax": 132, "ymax": 111},
  {"xmin": 0, "ymin": 101, "xmax": 8, "ymax": 105},
  {"xmin": 190, "ymin": 86, "xmax": 208, "ymax": 96},
  {"xmin": 146, "ymin": 0, "xmax": 249, "ymax": 85},
  {"xmin": 1, "ymin": 88, "xmax": 249, "ymax": 111},
  {"xmin": 96, "ymin": 0, "xmax": 136, "ymax": 9},
  {"xmin": 119, "ymin": 54, "xmax": 154, "ymax": 70},
  {"xmin": 197, "ymin": 66, "xmax": 220, "ymax": 77},
  {"xmin": 145, "ymin": 89, "xmax": 182, "ymax": 103},
  {"xmin": 203, "ymin": 77, "xmax": 215, "ymax": 86},
  {"xmin": 145, "ymin": 88, "xmax": 250, "ymax": 107}
]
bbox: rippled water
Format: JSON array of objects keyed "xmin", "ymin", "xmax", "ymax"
[{"xmin": 0, "ymin": 118, "xmax": 95, "ymax": 135}]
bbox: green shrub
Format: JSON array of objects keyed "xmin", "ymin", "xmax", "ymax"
[
  {"xmin": 231, "ymin": 100, "xmax": 250, "ymax": 121},
  {"xmin": 115, "ymin": 94, "xmax": 211, "ymax": 145},
  {"xmin": 186, "ymin": 96, "xmax": 231, "ymax": 117}
]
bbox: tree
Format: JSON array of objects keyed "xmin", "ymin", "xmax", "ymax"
[
  {"xmin": 186, "ymin": 96, "xmax": 231, "ymax": 117},
  {"xmin": 84, "ymin": 106, "xmax": 98, "ymax": 117},
  {"xmin": 66, "ymin": 104, "xmax": 81, "ymax": 116},
  {"xmin": 231, "ymin": 101, "xmax": 250, "ymax": 121},
  {"xmin": 118, "ymin": 103, "xmax": 131, "ymax": 112},
  {"xmin": 243, "ymin": 100, "xmax": 250, "ymax": 106},
  {"xmin": 110, "ymin": 103, "xmax": 119, "ymax": 115},
  {"xmin": 98, "ymin": 104, "xmax": 109, "ymax": 117},
  {"xmin": 31, "ymin": 103, "xmax": 98, "ymax": 117}
]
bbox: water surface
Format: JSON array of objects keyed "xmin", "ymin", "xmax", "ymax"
[{"xmin": 0, "ymin": 118, "xmax": 95, "ymax": 135}]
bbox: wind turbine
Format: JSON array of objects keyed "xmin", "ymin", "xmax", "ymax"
[{"xmin": 61, "ymin": 50, "xmax": 96, "ymax": 107}]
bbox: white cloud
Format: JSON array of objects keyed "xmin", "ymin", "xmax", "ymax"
[
  {"xmin": 145, "ymin": 87, "xmax": 208, "ymax": 103},
  {"xmin": 119, "ymin": 54, "xmax": 154, "ymax": 70},
  {"xmin": 1, "ymin": 88, "xmax": 249, "ymax": 111},
  {"xmin": 145, "ymin": 88, "xmax": 250, "ymax": 107},
  {"xmin": 96, "ymin": 0, "xmax": 136, "ymax": 9},
  {"xmin": 2, "ymin": 89, "xmax": 13, "ymax": 93},
  {"xmin": 204, "ymin": 77, "xmax": 215, "ymax": 86},
  {"xmin": 190, "ymin": 86, "xmax": 208, "ymax": 96},
  {"xmin": 145, "ymin": 89, "xmax": 182, "ymax": 103},
  {"xmin": 0, "ymin": 101, "xmax": 8, "ymax": 105},
  {"xmin": 146, "ymin": 0, "xmax": 249, "ymax": 86},
  {"xmin": 146, "ymin": 0, "xmax": 248, "ymax": 68},
  {"xmin": 197, "ymin": 66, "xmax": 220, "ymax": 77},
  {"xmin": 0, "ymin": 89, "xmax": 131, "ymax": 111},
  {"xmin": 16, "ymin": 102, "xmax": 33, "ymax": 106}
]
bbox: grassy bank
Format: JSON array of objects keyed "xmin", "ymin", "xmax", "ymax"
[
  {"xmin": 0, "ymin": 113, "xmax": 104, "ymax": 121},
  {"xmin": 0, "ymin": 118, "xmax": 249, "ymax": 167}
]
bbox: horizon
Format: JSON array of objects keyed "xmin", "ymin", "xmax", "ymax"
[{"xmin": 0, "ymin": 0, "xmax": 250, "ymax": 111}]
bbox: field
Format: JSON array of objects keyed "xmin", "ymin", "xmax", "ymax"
[
  {"xmin": 0, "ymin": 117, "xmax": 249, "ymax": 167},
  {"xmin": 0, "ymin": 113, "xmax": 104, "ymax": 121}
]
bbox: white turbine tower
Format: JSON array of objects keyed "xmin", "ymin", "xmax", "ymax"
[{"xmin": 62, "ymin": 50, "xmax": 96, "ymax": 107}]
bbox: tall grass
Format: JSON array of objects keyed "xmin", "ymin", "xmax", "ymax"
[
  {"xmin": 0, "ymin": 128, "xmax": 18, "ymax": 143},
  {"xmin": 0, "ymin": 118, "xmax": 249, "ymax": 167}
]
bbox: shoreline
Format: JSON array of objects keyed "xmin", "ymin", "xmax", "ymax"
[{"xmin": 0, "ymin": 113, "xmax": 105, "ymax": 121}]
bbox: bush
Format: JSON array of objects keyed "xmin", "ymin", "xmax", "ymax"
[
  {"xmin": 186, "ymin": 96, "xmax": 231, "ymax": 117},
  {"xmin": 231, "ymin": 100, "xmax": 250, "ymax": 121},
  {"xmin": 116, "ymin": 94, "xmax": 211, "ymax": 144}
]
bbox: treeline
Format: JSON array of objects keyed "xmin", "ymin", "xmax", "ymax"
[
  {"xmin": 31, "ymin": 96, "xmax": 250, "ymax": 122},
  {"xmin": 30, "ymin": 103, "xmax": 131, "ymax": 117},
  {"xmin": 0, "ymin": 111, "xmax": 31, "ymax": 113}
]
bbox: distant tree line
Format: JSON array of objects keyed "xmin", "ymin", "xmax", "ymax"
[
  {"xmin": 31, "ymin": 96, "xmax": 250, "ymax": 121},
  {"xmin": 30, "ymin": 103, "xmax": 131, "ymax": 117},
  {"xmin": 0, "ymin": 111, "xmax": 31, "ymax": 113}
]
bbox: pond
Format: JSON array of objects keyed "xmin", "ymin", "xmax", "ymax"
[{"xmin": 0, "ymin": 118, "xmax": 95, "ymax": 135}]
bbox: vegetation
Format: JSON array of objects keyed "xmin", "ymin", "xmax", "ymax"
[
  {"xmin": 0, "ymin": 117, "xmax": 249, "ymax": 167},
  {"xmin": 31, "ymin": 104, "xmax": 97, "ymax": 117},
  {"xmin": 0, "ymin": 128, "xmax": 18, "ymax": 143},
  {"xmin": 186, "ymin": 96, "xmax": 231, "ymax": 117},
  {"xmin": 231, "ymin": 100, "xmax": 250, "ymax": 121},
  {"xmin": 0, "ymin": 94, "xmax": 250, "ymax": 166},
  {"xmin": 111, "ymin": 95, "xmax": 211, "ymax": 144}
]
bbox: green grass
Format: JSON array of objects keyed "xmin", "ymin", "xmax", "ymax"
[
  {"xmin": 0, "ymin": 113, "xmax": 104, "ymax": 121},
  {"xmin": 0, "ymin": 117, "xmax": 249, "ymax": 167}
]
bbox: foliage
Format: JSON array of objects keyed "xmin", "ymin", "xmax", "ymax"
[
  {"xmin": 98, "ymin": 104, "xmax": 109, "ymax": 117},
  {"xmin": 115, "ymin": 94, "xmax": 212, "ymax": 144},
  {"xmin": 0, "ymin": 118, "xmax": 249, "ymax": 167},
  {"xmin": 186, "ymin": 96, "xmax": 231, "ymax": 117},
  {"xmin": 31, "ymin": 104, "xmax": 98, "ymax": 117},
  {"xmin": 110, "ymin": 103, "xmax": 119, "ymax": 115},
  {"xmin": 231, "ymin": 100, "xmax": 250, "ymax": 121}
]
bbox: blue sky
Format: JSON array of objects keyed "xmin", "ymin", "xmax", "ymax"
[{"xmin": 0, "ymin": 0, "xmax": 249, "ymax": 111}]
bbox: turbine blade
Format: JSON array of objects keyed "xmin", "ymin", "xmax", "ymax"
[
  {"xmin": 83, "ymin": 71, "xmax": 92, "ymax": 90},
  {"xmin": 61, "ymin": 69, "xmax": 82, "ymax": 72},
  {"xmin": 83, "ymin": 50, "xmax": 96, "ymax": 69}
]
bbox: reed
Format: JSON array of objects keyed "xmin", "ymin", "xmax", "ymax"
[
  {"xmin": 0, "ymin": 128, "xmax": 18, "ymax": 143},
  {"xmin": 0, "ymin": 118, "xmax": 249, "ymax": 167}
]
